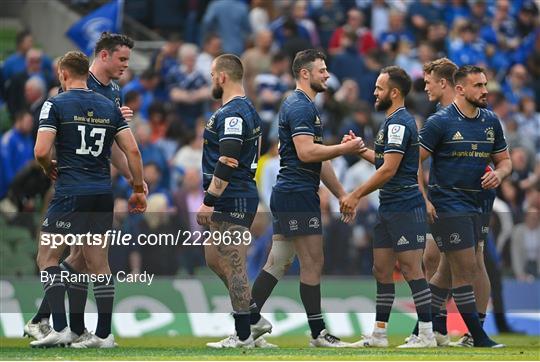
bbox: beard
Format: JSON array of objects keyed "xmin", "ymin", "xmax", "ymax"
[
  {"xmin": 310, "ymin": 80, "xmax": 327, "ymax": 93},
  {"xmin": 375, "ymin": 96, "xmax": 392, "ymax": 111},
  {"xmin": 211, "ymin": 84, "xmax": 223, "ymax": 99},
  {"xmin": 465, "ymin": 94, "xmax": 487, "ymax": 108}
]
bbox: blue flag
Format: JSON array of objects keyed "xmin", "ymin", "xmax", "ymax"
[{"xmin": 66, "ymin": 0, "xmax": 122, "ymax": 56}]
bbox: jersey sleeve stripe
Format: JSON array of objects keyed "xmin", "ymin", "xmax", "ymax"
[
  {"xmin": 116, "ymin": 125, "xmax": 130, "ymax": 133},
  {"xmin": 491, "ymin": 145, "xmax": 508, "ymax": 154},
  {"xmin": 292, "ymin": 131, "xmax": 315, "ymax": 137},
  {"xmin": 384, "ymin": 149, "xmax": 405, "ymax": 154},
  {"xmin": 219, "ymin": 136, "xmax": 244, "ymax": 143},
  {"xmin": 39, "ymin": 124, "xmax": 56, "ymax": 129},
  {"xmin": 38, "ymin": 126, "xmax": 57, "ymax": 133},
  {"xmin": 419, "ymin": 141, "xmax": 434, "ymax": 153}
]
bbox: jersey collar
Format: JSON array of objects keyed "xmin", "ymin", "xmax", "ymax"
[
  {"xmin": 89, "ymin": 71, "xmax": 109, "ymax": 87},
  {"xmin": 386, "ymin": 106, "xmax": 405, "ymax": 119},
  {"xmin": 452, "ymin": 102, "xmax": 480, "ymax": 120},
  {"xmin": 295, "ymin": 89, "xmax": 314, "ymax": 103}
]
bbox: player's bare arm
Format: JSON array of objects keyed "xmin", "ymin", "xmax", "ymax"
[
  {"xmin": 34, "ymin": 130, "xmax": 57, "ymax": 179},
  {"xmin": 293, "ymin": 134, "xmax": 364, "ymax": 163},
  {"xmin": 340, "ymin": 152, "xmax": 402, "ymax": 214},
  {"xmin": 418, "ymin": 147, "xmax": 437, "ymax": 223},
  {"xmin": 115, "ymin": 128, "xmax": 146, "ymax": 213},
  {"xmin": 320, "ymin": 160, "xmax": 356, "ymax": 223},
  {"xmin": 482, "ymin": 150, "xmax": 512, "ymax": 189}
]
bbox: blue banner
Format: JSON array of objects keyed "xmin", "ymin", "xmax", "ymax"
[{"xmin": 66, "ymin": 0, "xmax": 122, "ymax": 56}]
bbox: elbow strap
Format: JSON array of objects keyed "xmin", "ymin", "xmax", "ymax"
[{"xmin": 214, "ymin": 160, "xmax": 235, "ymax": 182}]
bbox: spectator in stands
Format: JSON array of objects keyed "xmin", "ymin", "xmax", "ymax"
[
  {"xmin": 448, "ymin": 23, "xmax": 487, "ymax": 66},
  {"xmin": 2, "ymin": 30, "xmax": 52, "ymax": 82},
  {"xmin": 269, "ymin": 2, "xmax": 312, "ymax": 47},
  {"xmin": 5, "ymin": 49, "xmax": 51, "ymax": 118},
  {"xmin": 469, "ymin": 0, "xmax": 491, "ymax": 28},
  {"xmin": 515, "ymin": 96, "xmax": 540, "ymax": 157},
  {"xmin": 281, "ymin": 17, "xmax": 313, "ymax": 62},
  {"xmin": 249, "ymin": 0, "xmax": 272, "ymax": 35},
  {"xmin": 328, "ymin": 7, "xmax": 377, "ymax": 56},
  {"xmin": 201, "ymin": 0, "xmax": 251, "ymax": 55},
  {"xmin": 516, "ymin": 0, "xmax": 539, "ymax": 38},
  {"xmin": 407, "ymin": 0, "xmax": 443, "ymax": 40},
  {"xmin": 364, "ymin": 0, "xmax": 391, "ymax": 41},
  {"xmin": 242, "ymin": 29, "xmax": 275, "ymax": 99},
  {"xmin": 331, "ymin": 31, "xmax": 368, "ymax": 90},
  {"xmin": 167, "ymin": 43, "xmax": 210, "ymax": 129},
  {"xmin": 122, "ymin": 68, "xmax": 160, "ymax": 121},
  {"xmin": 135, "ymin": 123, "xmax": 170, "ymax": 190},
  {"xmin": 502, "ymin": 63, "xmax": 535, "ymax": 108},
  {"xmin": 378, "ymin": 9, "xmax": 414, "ymax": 54},
  {"xmin": 172, "ymin": 120, "xmax": 204, "ymax": 188},
  {"xmin": 511, "ymin": 206, "xmax": 540, "ymax": 281},
  {"xmin": 0, "ymin": 110, "xmax": 34, "ymax": 199},
  {"xmin": 311, "ymin": 0, "xmax": 345, "ymax": 49},
  {"xmin": 123, "ymin": 90, "xmax": 144, "ymax": 129},
  {"xmin": 152, "ymin": 33, "xmax": 182, "ymax": 80},
  {"xmin": 254, "ymin": 52, "xmax": 291, "ymax": 126},
  {"xmin": 172, "ymin": 167, "xmax": 205, "ymax": 275},
  {"xmin": 139, "ymin": 193, "xmax": 179, "ymax": 275},
  {"xmin": 24, "ymin": 76, "xmax": 47, "ymax": 141},
  {"xmin": 195, "ymin": 34, "xmax": 222, "ymax": 84},
  {"xmin": 443, "ymin": 0, "xmax": 471, "ymax": 28}
]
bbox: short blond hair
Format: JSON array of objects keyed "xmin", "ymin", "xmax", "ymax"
[{"xmin": 423, "ymin": 58, "xmax": 457, "ymax": 86}]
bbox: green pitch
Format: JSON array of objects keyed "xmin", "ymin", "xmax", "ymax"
[{"xmin": 1, "ymin": 335, "xmax": 538, "ymax": 360}]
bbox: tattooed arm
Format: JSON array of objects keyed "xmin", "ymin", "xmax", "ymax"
[{"xmin": 206, "ymin": 156, "xmax": 239, "ymax": 197}]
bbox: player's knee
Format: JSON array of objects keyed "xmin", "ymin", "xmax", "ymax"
[
  {"xmin": 372, "ymin": 263, "xmax": 392, "ymax": 283},
  {"xmin": 423, "ymin": 252, "xmax": 440, "ymax": 276},
  {"xmin": 452, "ymin": 261, "xmax": 477, "ymax": 284},
  {"xmin": 83, "ymin": 252, "xmax": 108, "ymax": 273},
  {"xmin": 399, "ymin": 261, "xmax": 422, "ymax": 281},
  {"xmin": 263, "ymin": 240, "xmax": 295, "ymax": 280}
]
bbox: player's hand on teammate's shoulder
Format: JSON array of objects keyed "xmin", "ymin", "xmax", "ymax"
[
  {"xmin": 196, "ymin": 203, "xmax": 213, "ymax": 226},
  {"xmin": 128, "ymin": 192, "xmax": 147, "ymax": 213},
  {"xmin": 119, "ymin": 106, "xmax": 134, "ymax": 122}
]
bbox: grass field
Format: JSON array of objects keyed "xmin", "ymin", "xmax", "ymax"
[{"xmin": 1, "ymin": 334, "xmax": 539, "ymax": 360}]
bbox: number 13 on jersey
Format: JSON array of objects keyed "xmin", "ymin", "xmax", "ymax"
[{"xmin": 75, "ymin": 125, "xmax": 106, "ymax": 157}]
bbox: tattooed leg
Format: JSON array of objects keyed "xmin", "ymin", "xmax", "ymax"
[{"xmin": 211, "ymin": 221, "xmax": 251, "ymax": 312}]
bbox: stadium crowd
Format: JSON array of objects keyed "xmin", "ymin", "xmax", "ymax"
[{"xmin": 1, "ymin": 0, "xmax": 539, "ymax": 281}]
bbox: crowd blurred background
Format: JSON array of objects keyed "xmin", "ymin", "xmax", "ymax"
[{"xmin": 0, "ymin": 0, "xmax": 539, "ymax": 283}]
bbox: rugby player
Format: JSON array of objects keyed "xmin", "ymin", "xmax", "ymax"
[
  {"xmin": 31, "ymin": 50, "xmax": 146, "ymax": 347},
  {"xmin": 248, "ymin": 49, "xmax": 364, "ymax": 347},
  {"xmin": 196, "ymin": 54, "xmax": 261, "ymax": 348},
  {"xmin": 25, "ymin": 33, "xmax": 144, "ymax": 346},
  {"xmin": 340, "ymin": 66, "xmax": 436, "ymax": 348},
  {"xmin": 418, "ymin": 65, "xmax": 511, "ymax": 348}
]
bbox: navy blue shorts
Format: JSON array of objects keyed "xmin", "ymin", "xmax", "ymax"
[
  {"xmin": 373, "ymin": 205, "xmax": 428, "ymax": 251},
  {"xmin": 212, "ymin": 196, "xmax": 258, "ymax": 228},
  {"xmin": 430, "ymin": 213, "xmax": 477, "ymax": 252},
  {"xmin": 270, "ymin": 189, "xmax": 322, "ymax": 237},
  {"xmin": 475, "ymin": 212, "xmax": 491, "ymax": 242},
  {"xmin": 41, "ymin": 193, "xmax": 113, "ymax": 235}
]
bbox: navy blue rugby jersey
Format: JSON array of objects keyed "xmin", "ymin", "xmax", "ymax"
[
  {"xmin": 38, "ymin": 89, "xmax": 129, "ymax": 195},
  {"xmin": 202, "ymin": 96, "xmax": 261, "ymax": 198},
  {"xmin": 59, "ymin": 72, "xmax": 123, "ymax": 107},
  {"xmin": 419, "ymin": 103, "xmax": 507, "ymax": 212},
  {"xmin": 374, "ymin": 107, "xmax": 422, "ymax": 209},
  {"xmin": 274, "ymin": 89, "xmax": 323, "ymax": 192}
]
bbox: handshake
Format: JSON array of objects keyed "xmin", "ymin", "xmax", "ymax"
[
  {"xmin": 340, "ymin": 130, "xmax": 368, "ymax": 155},
  {"xmin": 337, "ymin": 131, "xmax": 370, "ymax": 224}
]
